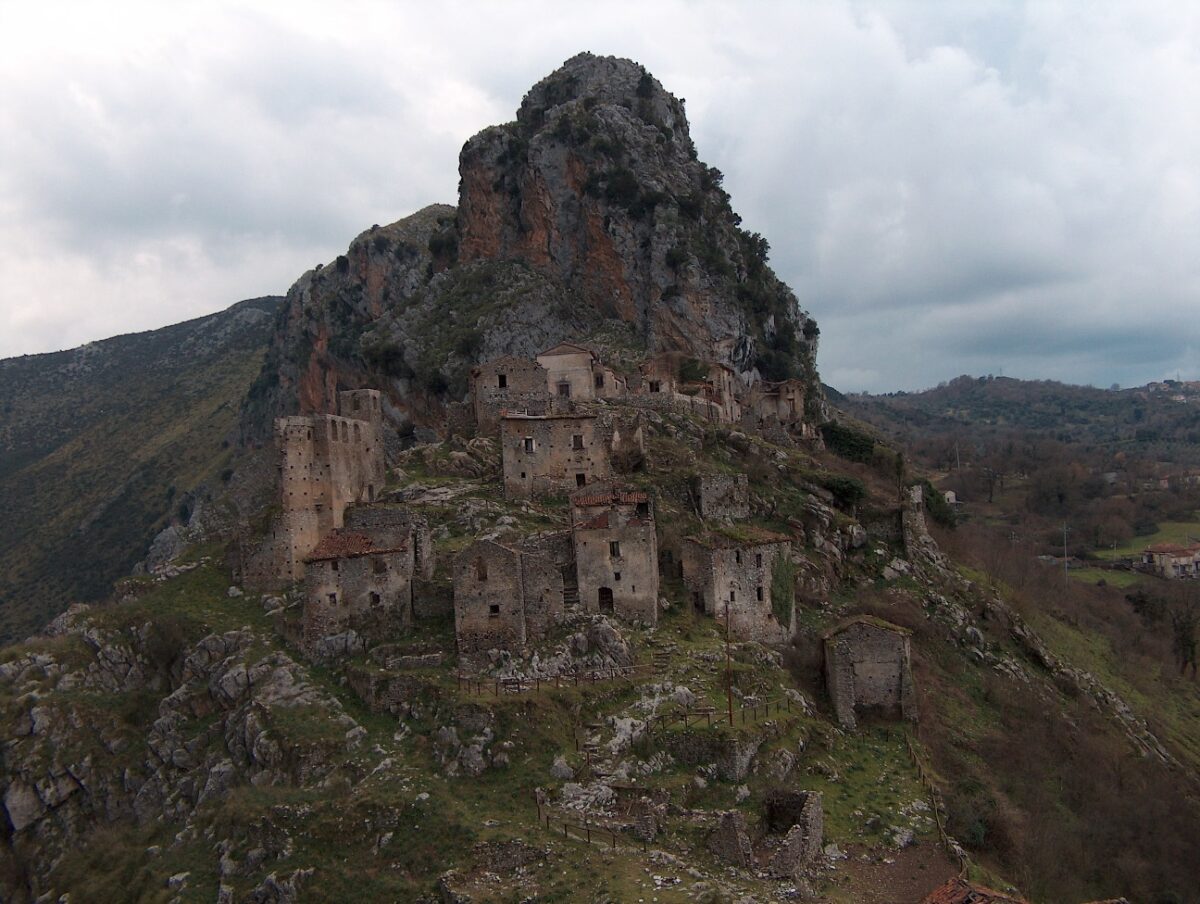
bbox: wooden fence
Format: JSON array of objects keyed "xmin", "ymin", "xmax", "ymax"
[
  {"xmin": 904, "ymin": 730, "xmax": 968, "ymax": 877},
  {"xmin": 533, "ymin": 794, "xmax": 647, "ymax": 853}
]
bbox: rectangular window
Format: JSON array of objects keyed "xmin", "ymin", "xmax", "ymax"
[
  {"xmin": 755, "ymin": 553, "xmax": 763, "ymax": 568},
  {"xmin": 331, "ymin": 560, "xmax": 339, "ymax": 572},
  {"xmin": 609, "ymin": 541, "xmax": 621, "ymax": 558},
  {"xmin": 523, "ymin": 437, "xmax": 535, "ymax": 453},
  {"xmin": 576, "ymin": 473, "xmax": 587, "ymax": 487},
  {"xmin": 595, "ymin": 373, "xmax": 604, "ymax": 389},
  {"xmin": 372, "ymin": 558, "xmax": 387, "ymax": 575},
  {"xmin": 489, "ymin": 604, "xmax": 500, "ymax": 616},
  {"xmin": 735, "ymin": 550, "xmax": 742, "ymax": 565},
  {"xmin": 730, "ymin": 590, "xmax": 736, "ymax": 602},
  {"xmin": 572, "ymin": 434, "xmax": 584, "ymax": 450},
  {"xmin": 370, "ymin": 591, "xmax": 381, "ymax": 605},
  {"xmin": 557, "ymin": 382, "xmax": 571, "ymax": 398},
  {"xmin": 614, "ymin": 572, "xmax": 621, "ymax": 582},
  {"xmin": 498, "ymin": 374, "xmax": 507, "ymax": 388},
  {"xmin": 649, "ymin": 380, "xmax": 661, "ymax": 393},
  {"xmin": 756, "ymin": 586, "xmax": 764, "ymax": 601},
  {"xmin": 328, "ymin": 592, "xmax": 338, "ymax": 606}
]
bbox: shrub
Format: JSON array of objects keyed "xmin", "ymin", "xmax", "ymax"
[
  {"xmin": 921, "ymin": 479, "xmax": 957, "ymax": 529},
  {"xmin": 820, "ymin": 475, "xmax": 866, "ymax": 508},
  {"xmin": 665, "ymin": 246, "xmax": 688, "ymax": 270},
  {"xmin": 820, "ymin": 420, "xmax": 876, "ymax": 464},
  {"xmin": 335, "ymin": 254, "xmax": 350, "ymax": 273}
]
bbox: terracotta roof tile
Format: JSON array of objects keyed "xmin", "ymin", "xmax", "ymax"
[
  {"xmin": 920, "ymin": 878, "xmax": 1027, "ymax": 904},
  {"xmin": 571, "ymin": 489, "xmax": 650, "ymax": 507},
  {"xmin": 306, "ymin": 531, "xmax": 406, "ymax": 563}
]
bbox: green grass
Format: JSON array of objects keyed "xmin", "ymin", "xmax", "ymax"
[
  {"xmin": 1092, "ymin": 519, "xmax": 1200, "ymax": 560},
  {"xmin": 1067, "ymin": 567, "xmax": 1146, "ymax": 589}
]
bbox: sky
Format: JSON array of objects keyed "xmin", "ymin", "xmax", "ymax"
[{"xmin": 1, "ymin": 0, "xmax": 1198, "ymax": 393}]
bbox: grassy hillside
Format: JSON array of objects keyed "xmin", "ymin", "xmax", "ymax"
[{"xmin": 0, "ymin": 298, "xmax": 282, "ymax": 643}]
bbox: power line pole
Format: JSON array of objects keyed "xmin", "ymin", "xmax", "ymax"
[{"xmin": 1063, "ymin": 523, "xmax": 1072, "ymax": 587}]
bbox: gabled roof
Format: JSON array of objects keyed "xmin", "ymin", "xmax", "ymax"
[
  {"xmin": 306, "ymin": 531, "xmax": 407, "ymax": 563},
  {"xmin": 823, "ymin": 614, "xmax": 912, "ymax": 640},
  {"xmin": 920, "ymin": 878, "xmax": 1026, "ymax": 904},
  {"xmin": 1144, "ymin": 542, "xmax": 1200, "ymax": 555},
  {"xmin": 538, "ymin": 342, "xmax": 596, "ymax": 359}
]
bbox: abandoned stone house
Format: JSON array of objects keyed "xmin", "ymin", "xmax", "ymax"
[
  {"xmin": 742, "ymin": 378, "xmax": 817, "ymax": 438},
  {"xmin": 243, "ymin": 390, "xmax": 387, "ymax": 589},
  {"xmin": 453, "ymin": 539, "xmax": 564, "ymax": 653},
  {"xmin": 682, "ymin": 531, "xmax": 795, "ymax": 643},
  {"xmin": 823, "ymin": 615, "xmax": 917, "ymax": 730},
  {"xmin": 469, "ymin": 356, "xmax": 550, "ymax": 433},
  {"xmin": 536, "ymin": 342, "xmax": 625, "ymax": 403},
  {"xmin": 301, "ymin": 508, "xmax": 433, "ymax": 654},
  {"xmin": 634, "ymin": 353, "xmax": 742, "ymax": 423},
  {"xmin": 693, "ymin": 473, "xmax": 750, "ymax": 521},
  {"xmin": 501, "ymin": 413, "xmax": 610, "ymax": 499},
  {"xmin": 571, "ymin": 484, "xmax": 659, "ymax": 625}
]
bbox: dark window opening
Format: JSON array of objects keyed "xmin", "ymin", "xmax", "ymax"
[
  {"xmin": 489, "ymin": 603, "xmax": 500, "ymax": 616},
  {"xmin": 755, "ymin": 553, "xmax": 763, "ymax": 568},
  {"xmin": 370, "ymin": 591, "xmax": 381, "ymax": 605},
  {"xmin": 328, "ymin": 592, "xmax": 338, "ymax": 606},
  {"xmin": 498, "ymin": 373, "xmax": 507, "ymax": 388},
  {"xmin": 572, "ymin": 433, "xmax": 584, "ymax": 450},
  {"xmin": 372, "ymin": 558, "xmax": 387, "ymax": 575},
  {"xmin": 598, "ymin": 587, "xmax": 614, "ymax": 612},
  {"xmin": 476, "ymin": 558, "xmax": 488, "ymax": 581},
  {"xmin": 614, "ymin": 572, "xmax": 621, "ymax": 582},
  {"xmin": 595, "ymin": 373, "xmax": 605, "ymax": 389},
  {"xmin": 636, "ymin": 501, "xmax": 649, "ymax": 517},
  {"xmin": 756, "ymin": 586, "xmax": 764, "ymax": 601},
  {"xmin": 735, "ymin": 550, "xmax": 742, "ymax": 565},
  {"xmin": 693, "ymin": 591, "xmax": 703, "ymax": 613},
  {"xmin": 331, "ymin": 560, "xmax": 339, "ymax": 572},
  {"xmin": 523, "ymin": 437, "xmax": 535, "ymax": 453},
  {"xmin": 649, "ymin": 380, "xmax": 661, "ymax": 393},
  {"xmin": 730, "ymin": 590, "xmax": 736, "ymax": 602},
  {"xmin": 557, "ymin": 381, "xmax": 571, "ymax": 398},
  {"xmin": 576, "ymin": 473, "xmax": 587, "ymax": 487}
]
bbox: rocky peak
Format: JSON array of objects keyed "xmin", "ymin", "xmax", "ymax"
[{"xmin": 457, "ymin": 54, "xmax": 819, "ymax": 399}]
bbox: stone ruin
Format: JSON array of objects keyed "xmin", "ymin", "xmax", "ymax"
[
  {"xmin": 823, "ymin": 615, "xmax": 917, "ymax": 730},
  {"xmin": 765, "ymin": 790, "xmax": 824, "ymax": 880},
  {"xmin": 706, "ymin": 810, "xmax": 754, "ymax": 868},
  {"xmin": 693, "ymin": 473, "xmax": 750, "ymax": 522}
]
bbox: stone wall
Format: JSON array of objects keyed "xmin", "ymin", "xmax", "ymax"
[
  {"xmin": 823, "ymin": 617, "xmax": 916, "ymax": 730},
  {"xmin": 575, "ymin": 520, "xmax": 659, "ymax": 625},
  {"xmin": 454, "ymin": 541, "xmax": 527, "ymax": 653},
  {"xmin": 707, "ymin": 811, "xmax": 754, "ymax": 867},
  {"xmin": 344, "ymin": 506, "xmax": 434, "ymax": 580},
  {"xmin": 764, "ymin": 790, "xmax": 823, "ymax": 877},
  {"xmin": 501, "ymin": 414, "xmax": 610, "ymax": 499},
  {"xmin": 694, "ymin": 474, "xmax": 749, "ymax": 521},
  {"xmin": 662, "ymin": 730, "xmax": 761, "ymax": 781},
  {"xmin": 470, "ymin": 356, "xmax": 550, "ymax": 434},
  {"xmin": 244, "ymin": 390, "xmax": 386, "ymax": 590},
  {"xmin": 682, "ymin": 537, "xmax": 794, "ymax": 643}
]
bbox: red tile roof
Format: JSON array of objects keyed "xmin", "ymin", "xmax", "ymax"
[
  {"xmin": 1144, "ymin": 542, "xmax": 1200, "ymax": 555},
  {"xmin": 920, "ymin": 878, "xmax": 1027, "ymax": 904},
  {"xmin": 305, "ymin": 531, "xmax": 406, "ymax": 563},
  {"xmin": 571, "ymin": 489, "xmax": 650, "ymax": 507}
]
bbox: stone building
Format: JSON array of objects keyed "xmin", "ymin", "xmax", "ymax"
[
  {"xmin": 500, "ymin": 413, "xmax": 610, "ymax": 499},
  {"xmin": 536, "ymin": 342, "xmax": 625, "ymax": 403},
  {"xmin": 693, "ymin": 473, "xmax": 750, "ymax": 521},
  {"xmin": 765, "ymin": 790, "xmax": 824, "ymax": 880},
  {"xmin": 244, "ymin": 390, "xmax": 386, "ymax": 589},
  {"xmin": 1142, "ymin": 542, "xmax": 1200, "ymax": 578},
  {"xmin": 453, "ymin": 539, "xmax": 564, "ymax": 653},
  {"xmin": 823, "ymin": 615, "xmax": 917, "ymax": 730},
  {"xmin": 634, "ymin": 353, "xmax": 742, "ymax": 423},
  {"xmin": 571, "ymin": 484, "xmax": 659, "ymax": 625},
  {"xmin": 469, "ymin": 356, "xmax": 550, "ymax": 433},
  {"xmin": 301, "ymin": 509, "xmax": 432, "ymax": 655},
  {"xmin": 681, "ymin": 531, "xmax": 794, "ymax": 643}
]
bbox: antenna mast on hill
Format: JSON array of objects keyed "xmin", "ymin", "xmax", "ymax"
[{"xmin": 1063, "ymin": 523, "xmax": 1072, "ymax": 588}]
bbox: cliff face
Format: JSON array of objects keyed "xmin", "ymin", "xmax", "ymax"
[
  {"xmin": 457, "ymin": 53, "xmax": 818, "ymax": 378},
  {"xmin": 242, "ymin": 53, "xmax": 823, "ymax": 440}
]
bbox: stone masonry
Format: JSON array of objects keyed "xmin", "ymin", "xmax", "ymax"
[
  {"xmin": 469, "ymin": 356, "xmax": 550, "ymax": 434},
  {"xmin": 571, "ymin": 484, "xmax": 659, "ymax": 626},
  {"xmin": 244, "ymin": 390, "xmax": 386, "ymax": 589},
  {"xmin": 823, "ymin": 615, "xmax": 916, "ymax": 730},
  {"xmin": 693, "ymin": 473, "xmax": 749, "ymax": 521},
  {"xmin": 765, "ymin": 790, "xmax": 823, "ymax": 879},
  {"xmin": 501, "ymin": 413, "xmax": 610, "ymax": 499},
  {"xmin": 453, "ymin": 539, "xmax": 564, "ymax": 653},
  {"xmin": 682, "ymin": 531, "xmax": 794, "ymax": 643}
]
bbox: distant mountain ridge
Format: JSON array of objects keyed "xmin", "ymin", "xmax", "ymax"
[{"xmin": 0, "ymin": 297, "xmax": 282, "ymax": 642}]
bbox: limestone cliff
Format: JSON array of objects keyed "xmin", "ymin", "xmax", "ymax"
[{"xmin": 242, "ymin": 53, "xmax": 823, "ymax": 440}]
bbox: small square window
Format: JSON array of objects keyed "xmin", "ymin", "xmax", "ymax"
[
  {"xmin": 614, "ymin": 572, "xmax": 622, "ymax": 582},
  {"xmin": 489, "ymin": 604, "xmax": 500, "ymax": 616},
  {"xmin": 557, "ymin": 382, "xmax": 571, "ymax": 398},
  {"xmin": 649, "ymin": 380, "xmax": 661, "ymax": 393}
]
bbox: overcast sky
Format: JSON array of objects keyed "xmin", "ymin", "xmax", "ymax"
[{"xmin": 1, "ymin": 1, "xmax": 1197, "ymax": 392}]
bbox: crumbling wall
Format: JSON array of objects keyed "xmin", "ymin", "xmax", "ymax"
[
  {"xmin": 765, "ymin": 790, "xmax": 823, "ymax": 879},
  {"xmin": 454, "ymin": 541, "xmax": 527, "ymax": 653},
  {"xmin": 694, "ymin": 473, "xmax": 749, "ymax": 521},
  {"xmin": 470, "ymin": 357, "xmax": 549, "ymax": 434},
  {"xmin": 682, "ymin": 538, "xmax": 793, "ymax": 642},
  {"xmin": 575, "ymin": 521, "xmax": 659, "ymax": 626},
  {"xmin": 501, "ymin": 415, "xmax": 610, "ymax": 499},
  {"xmin": 707, "ymin": 811, "xmax": 754, "ymax": 867}
]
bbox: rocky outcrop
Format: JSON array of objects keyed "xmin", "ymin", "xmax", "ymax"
[{"xmin": 0, "ymin": 622, "xmax": 362, "ymax": 901}]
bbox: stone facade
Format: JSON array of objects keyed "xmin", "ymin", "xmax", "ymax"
[
  {"xmin": 501, "ymin": 413, "xmax": 610, "ymax": 499},
  {"xmin": 682, "ymin": 532, "xmax": 794, "ymax": 643},
  {"xmin": 571, "ymin": 484, "xmax": 659, "ymax": 626},
  {"xmin": 823, "ymin": 616, "xmax": 916, "ymax": 730},
  {"xmin": 469, "ymin": 356, "xmax": 550, "ymax": 433},
  {"xmin": 453, "ymin": 539, "xmax": 564, "ymax": 653},
  {"xmin": 244, "ymin": 391, "xmax": 386, "ymax": 589},
  {"xmin": 632, "ymin": 353, "xmax": 743, "ymax": 423},
  {"xmin": 693, "ymin": 473, "xmax": 750, "ymax": 522},
  {"xmin": 536, "ymin": 342, "xmax": 625, "ymax": 402}
]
